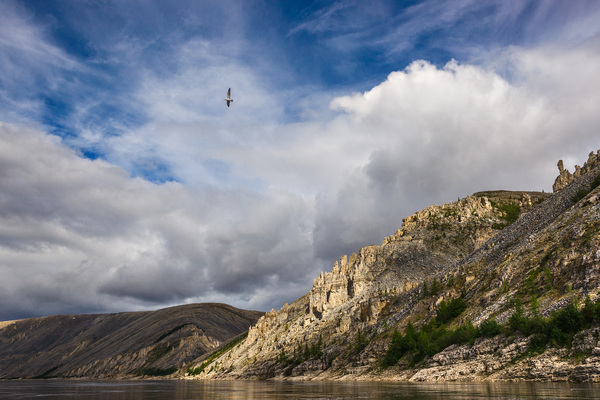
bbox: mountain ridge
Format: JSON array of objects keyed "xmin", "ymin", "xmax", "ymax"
[{"xmin": 0, "ymin": 303, "xmax": 263, "ymax": 379}]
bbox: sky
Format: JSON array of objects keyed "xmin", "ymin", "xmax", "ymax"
[{"xmin": 1, "ymin": 0, "xmax": 600, "ymax": 320}]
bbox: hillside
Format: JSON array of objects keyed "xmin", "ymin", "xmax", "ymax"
[
  {"xmin": 0, "ymin": 303, "xmax": 263, "ymax": 379},
  {"xmin": 186, "ymin": 150, "xmax": 600, "ymax": 382}
]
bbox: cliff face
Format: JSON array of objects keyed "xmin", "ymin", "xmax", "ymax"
[
  {"xmin": 188, "ymin": 150, "xmax": 600, "ymax": 382},
  {"xmin": 0, "ymin": 303, "xmax": 263, "ymax": 379},
  {"xmin": 553, "ymin": 151, "xmax": 600, "ymax": 192}
]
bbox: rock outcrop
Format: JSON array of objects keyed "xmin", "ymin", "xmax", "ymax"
[{"xmin": 553, "ymin": 151, "xmax": 600, "ymax": 192}]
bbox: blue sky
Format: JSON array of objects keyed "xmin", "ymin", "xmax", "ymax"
[{"xmin": 1, "ymin": 0, "xmax": 600, "ymax": 320}]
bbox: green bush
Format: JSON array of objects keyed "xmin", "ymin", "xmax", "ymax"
[
  {"xmin": 491, "ymin": 201, "xmax": 521, "ymax": 228},
  {"xmin": 509, "ymin": 299, "xmax": 593, "ymax": 350},
  {"xmin": 382, "ymin": 297, "xmax": 470, "ymax": 367},
  {"xmin": 573, "ymin": 189, "xmax": 589, "ymax": 203},
  {"xmin": 500, "ymin": 203, "xmax": 520, "ymax": 224},
  {"xmin": 431, "ymin": 279, "xmax": 441, "ymax": 295},
  {"xmin": 382, "ymin": 318, "xmax": 478, "ymax": 367},
  {"xmin": 436, "ymin": 297, "xmax": 467, "ymax": 324},
  {"xmin": 583, "ymin": 296, "xmax": 599, "ymax": 323},
  {"xmin": 551, "ymin": 302, "xmax": 584, "ymax": 334},
  {"xmin": 478, "ymin": 318, "xmax": 501, "ymax": 337},
  {"xmin": 382, "ymin": 330, "xmax": 404, "ymax": 367},
  {"xmin": 448, "ymin": 320, "xmax": 477, "ymax": 346}
]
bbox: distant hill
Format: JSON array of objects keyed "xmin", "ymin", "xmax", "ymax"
[
  {"xmin": 0, "ymin": 303, "xmax": 263, "ymax": 379},
  {"xmin": 187, "ymin": 150, "xmax": 600, "ymax": 382}
]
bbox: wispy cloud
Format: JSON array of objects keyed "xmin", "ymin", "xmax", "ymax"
[{"xmin": 0, "ymin": 3, "xmax": 83, "ymax": 124}]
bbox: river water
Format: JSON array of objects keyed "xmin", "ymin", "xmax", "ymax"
[{"xmin": 0, "ymin": 380, "xmax": 599, "ymax": 400}]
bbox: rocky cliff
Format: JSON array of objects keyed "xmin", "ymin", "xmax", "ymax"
[
  {"xmin": 0, "ymin": 303, "xmax": 263, "ymax": 379},
  {"xmin": 186, "ymin": 150, "xmax": 600, "ymax": 382}
]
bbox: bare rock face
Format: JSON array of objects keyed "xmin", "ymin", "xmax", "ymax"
[
  {"xmin": 553, "ymin": 160, "xmax": 573, "ymax": 192},
  {"xmin": 307, "ymin": 195, "xmax": 509, "ymax": 326},
  {"xmin": 553, "ymin": 150, "xmax": 600, "ymax": 192}
]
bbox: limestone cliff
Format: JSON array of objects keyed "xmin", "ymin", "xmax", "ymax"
[{"xmin": 186, "ymin": 150, "xmax": 600, "ymax": 382}]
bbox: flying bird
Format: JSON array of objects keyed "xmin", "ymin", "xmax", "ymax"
[{"xmin": 225, "ymin": 88, "xmax": 233, "ymax": 107}]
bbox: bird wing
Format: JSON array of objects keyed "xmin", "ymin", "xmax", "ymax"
[{"xmin": 227, "ymin": 88, "xmax": 231, "ymax": 98}]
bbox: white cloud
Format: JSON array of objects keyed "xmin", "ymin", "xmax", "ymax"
[{"xmin": 312, "ymin": 44, "xmax": 600, "ymax": 260}]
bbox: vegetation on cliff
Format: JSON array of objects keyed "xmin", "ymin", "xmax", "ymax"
[
  {"xmin": 382, "ymin": 296, "xmax": 471, "ymax": 366},
  {"xmin": 382, "ymin": 295, "xmax": 600, "ymax": 370}
]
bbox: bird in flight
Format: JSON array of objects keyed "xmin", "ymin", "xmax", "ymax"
[{"xmin": 225, "ymin": 88, "xmax": 233, "ymax": 107}]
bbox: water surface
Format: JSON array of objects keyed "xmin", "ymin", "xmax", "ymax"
[{"xmin": 1, "ymin": 380, "xmax": 599, "ymax": 399}]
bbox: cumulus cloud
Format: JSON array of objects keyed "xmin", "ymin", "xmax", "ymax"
[{"xmin": 313, "ymin": 45, "xmax": 600, "ymax": 261}]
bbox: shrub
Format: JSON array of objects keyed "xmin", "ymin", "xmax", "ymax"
[
  {"xmin": 436, "ymin": 297, "xmax": 467, "ymax": 324},
  {"xmin": 583, "ymin": 296, "xmax": 599, "ymax": 323},
  {"xmin": 382, "ymin": 329, "xmax": 405, "ymax": 367},
  {"xmin": 528, "ymin": 333, "xmax": 548, "ymax": 353},
  {"xmin": 551, "ymin": 302, "xmax": 584, "ymax": 334},
  {"xmin": 548, "ymin": 326, "xmax": 569, "ymax": 347},
  {"xmin": 500, "ymin": 203, "xmax": 520, "ymax": 224},
  {"xmin": 478, "ymin": 318, "xmax": 501, "ymax": 337},
  {"xmin": 431, "ymin": 279, "xmax": 441, "ymax": 295},
  {"xmin": 449, "ymin": 320, "xmax": 477, "ymax": 346},
  {"xmin": 492, "ymin": 201, "xmax": 521, "ymax": 228},
  {"xmin": 573, "ymin": 189, "xmax": 589, "ymax": 203}
]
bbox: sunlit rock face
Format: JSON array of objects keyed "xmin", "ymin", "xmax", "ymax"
[
  {"xmin": 306, "ymin": 192, "xmax": 532, "ymax": 325},
  {"xmin": 553, "ymin": 151, "xmax": 600, "ymax": 192}
]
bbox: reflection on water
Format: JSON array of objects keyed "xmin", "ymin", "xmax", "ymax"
[{"xmin": 1, "ymin": 380, "xmax": 600, "ymax": 400}]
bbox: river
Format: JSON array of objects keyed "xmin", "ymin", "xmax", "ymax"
[{"xmin": 1, "ymin": 380, "xmax": 599, "ymax": 399}]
